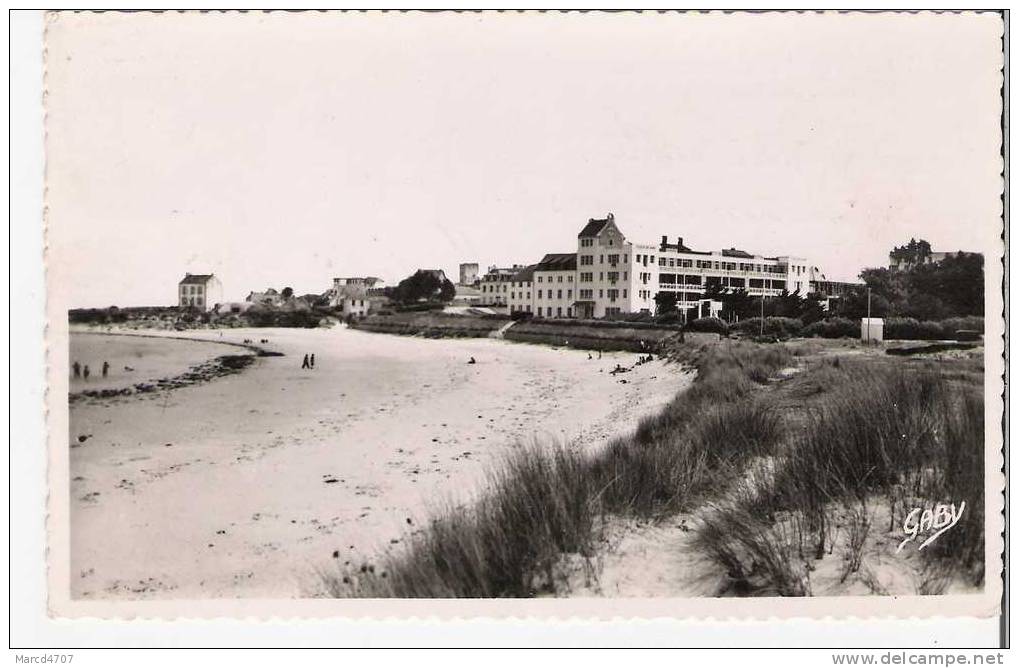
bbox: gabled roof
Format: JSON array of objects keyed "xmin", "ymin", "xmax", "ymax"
[
  {"xmin": 511, "ymin": 264, "xmax": 537, "ymax": 283},
  {"xmin": 578, "ymin": 216, "xmax": 614, "ymax": 238},
  {"xmin": 535, "ymin": 253, "xmax": 577, "ymax": 271},
  {"xmin": 179, "ymin": 273, "xmax": 215, "ymax": 285}
]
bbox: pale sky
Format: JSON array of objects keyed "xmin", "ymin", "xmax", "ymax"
[{"xmin": 45, "ymin": 11, "xmax": 1003, "ymax": 308}]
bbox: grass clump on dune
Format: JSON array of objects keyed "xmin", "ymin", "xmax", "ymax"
[{"xmin": 694, "ymin": 358, "xmax": 985, "ymax": 595}]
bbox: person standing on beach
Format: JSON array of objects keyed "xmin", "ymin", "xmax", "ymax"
[
  {"xmin": 83, "ymin": 364, "xmax": 91, "ymax": 381},
  {"xmin": 310, "ymin": 354, "xmax": 316, "ymax": 369},
  {"xmin": 102, "ymin": 361, "xmax": 110, "ymax": 378},
  {"xmin": 301, "ymin": 354, "xmax": 310, "ymax": 369},
  {"xmin": 72, "ymin": 361, "xmax": 81, "ymax": 378}
]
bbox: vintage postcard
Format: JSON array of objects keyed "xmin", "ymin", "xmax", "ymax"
[{"xmin": 43, "ymin": 10, "xmax": 1005, "ymax": 620}]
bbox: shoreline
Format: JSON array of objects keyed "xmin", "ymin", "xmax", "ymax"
[{"xmin": 68, "ymin": 329, "xmax": 281, "ymax": 404}]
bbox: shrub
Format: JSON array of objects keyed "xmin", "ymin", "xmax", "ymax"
[
  {"xmin": 687, "ymin": 317, "xmax": 729, "ymax": 335},
  {"xmin": 884, "ymin": 317, "xmax": 947, "ymax": 341},
  {"xmin": 941, "ymin": 316, "xmax": 984, "ymax": 335},
  {"xmin": 732, "ymin": 317, "xmax": 803, "ymax": 339},
  {"xmin": 801, "ymin": 317, "xmax": 859, "ymax": 339},
  {"xmin": 654, "ymin": 312, "xmax": 684, "ymax": 325}
]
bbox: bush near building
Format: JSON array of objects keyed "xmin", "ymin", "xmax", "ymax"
[
  {"xmin": 801, "ymin": 317, "xmax": 859, "ymax": 339},
  {"xmin": 686, "ymin": 317, "xmax": 729, "ymax": 335},
  {"xmin": 884, "ymin": 316, "xmax": 985, "ymax": 341},
  {"xmin": 731, "ymin": 316, "xmax": 803, "ymax": 339}
]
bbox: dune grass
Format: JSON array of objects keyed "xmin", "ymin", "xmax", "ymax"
[
  {"xmin": 693, "ymin": 356, "xmax": 985, "ymax": 595},
  {"xmin": 321, "ymin": 341, "xmax": 985, "ymax": 598},
  {"xmin": 321, "ymin": 341, "xmax": 791, "ymax": 597}
]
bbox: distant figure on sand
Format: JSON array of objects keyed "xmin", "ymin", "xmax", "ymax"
[
  {"xmin": 83, "ymin": 365, "xmax": 91, "ymax": 381},
  {"xmin": 301, "ymin": 354, "xmax": 310, "ymax": 369},
  {"xmin": 468, "ymin": 357, "xmax": 476, "ymax": 364},
  {"xmin": 587, "ymin": 353, "xmax": 592, "ymax": 360},
  {"xmin": 72, "ymin": 361, "xmax": 81, "ymax": 379},
  {"xmin": 310, "ymin": 354, "xmax": 316, "ymax": 369},
  {"xmin": 102, "ymin": 361, "xmax": 109, "ymax": 378}
]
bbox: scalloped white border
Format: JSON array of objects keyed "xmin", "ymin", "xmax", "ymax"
[{"xmin": 36, "ymin": 9, "xmax": 1005, "ymax": 625}]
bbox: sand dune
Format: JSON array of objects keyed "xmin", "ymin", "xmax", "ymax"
[{"xmin": 68, "ymin": 325, "xmax": 691, "ymax": 599}]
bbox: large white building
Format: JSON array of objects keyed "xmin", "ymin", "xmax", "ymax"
[
  {"xmin": 571, "ymin": 213, "xmax": 830, "ymax": 319},
  {"xmin": 496, "ymin": 214, "xmax": 851, "ymax": 320}
]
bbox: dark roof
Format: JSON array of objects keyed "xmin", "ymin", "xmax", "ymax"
[
  {"xmin": 535, "ymin": 253, "xmax": 577, "ymax": 271},
  {"xmin": 179, "ymin": 273, "xmax": 215, "ymax": 285},
  {"xmin": 578, "ymin": 214, "xmax": 615, "ymax": 238},
  {"xmin": 721, "ymin": 248, "xmax": 754, "ymax": 259},
  {"xmin": 511, "ymin": 264, "xmax": 537, "ymax": 283}
]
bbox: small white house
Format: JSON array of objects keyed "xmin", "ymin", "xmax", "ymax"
[{"xmin": 178, "ymin": 273, "xmax": 223, "ymax": 311}]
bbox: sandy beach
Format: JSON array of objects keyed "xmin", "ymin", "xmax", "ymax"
[{"xmin": 68, "ymin": 325, "xmax": 691, "ymax": 599}]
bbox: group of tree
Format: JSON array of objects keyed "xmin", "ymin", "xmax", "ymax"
[
  {"xmin": 845, "ymin": 250, "xmax": 983, "ymax": 320},
  {"xmin": 888, "ymin": 238, "xmax": 933, "ymax": 268},
  {"xmin": 655, "ymin": 284, "xmax": 827, "ymax": 324},
  {"xmin": 386, "ymin": 270, "xmax": 456, "ymax": 305}
]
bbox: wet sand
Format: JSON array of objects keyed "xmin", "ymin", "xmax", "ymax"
[
  {"xmin": 68, "ymin": 325, "xmax": 692, "ymax": 599},
  {"xmin": 69, "ymin": 331, "xmax": 241, "ymax": 393}
]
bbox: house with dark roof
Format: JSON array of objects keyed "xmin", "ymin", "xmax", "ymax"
[
  {"xmin": 178, "ymin": 273, "xmax": 223, "ymax": 311},
  {"xmin": 533, "ymin": 253, "xmax": 578, "ymax": 318},
  {"xmin": 480, "ymin": 264, "xmax": 526, "ymax": 307},
  {"xmin": 507, "ymin": 264, "xmax": 537, "ymax": 314}
]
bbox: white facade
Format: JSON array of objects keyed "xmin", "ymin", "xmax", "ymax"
[
  {"xmin": 573, "ymin": 214, "xmax": 826, "ymax": 319},
  {"xmin": 532, "ymin": 254, "xmax": 577, "ymax": 318},
  {"xmin": 575, "ymin": 215, "xmax": 637, "ymax": 319},
  {"xmin": 480, "ymin": 265, "xmax": 524, "ymax": 306},
  {"xmin": 178, "ymin": 273, "xmax": 222, "ymax": 311},
  {"xmin": 507, "ymin": 266, "xmax": 535, "ymax": 315},
  {"xmin": 330, "ymin": 276, "xmax": 386, "ymax": 317}
]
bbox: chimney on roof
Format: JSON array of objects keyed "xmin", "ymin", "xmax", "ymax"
[
  {"xmin": 607, "ymin": 212, "xmax": 614, "ymax": 221},
  {"xmin": 677, "ymin": 237, "xmax": 683, "ymax": 248}
]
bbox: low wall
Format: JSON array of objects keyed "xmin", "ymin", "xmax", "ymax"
[
  {"xmin": 503, "ymin": 320, "xmax": 682, "ymax": 353},
  {"xmin": 351, "ymin": 313, "xmax": 686, "ymax": 352},
  {"xmin": 351, "ymin": 312, "xmax": 510, "ymax": 338}
]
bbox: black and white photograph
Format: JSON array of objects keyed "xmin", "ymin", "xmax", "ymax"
[{"xmin": 34, "ymin": 10, "xmax": 1004, "ymax": 626}]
